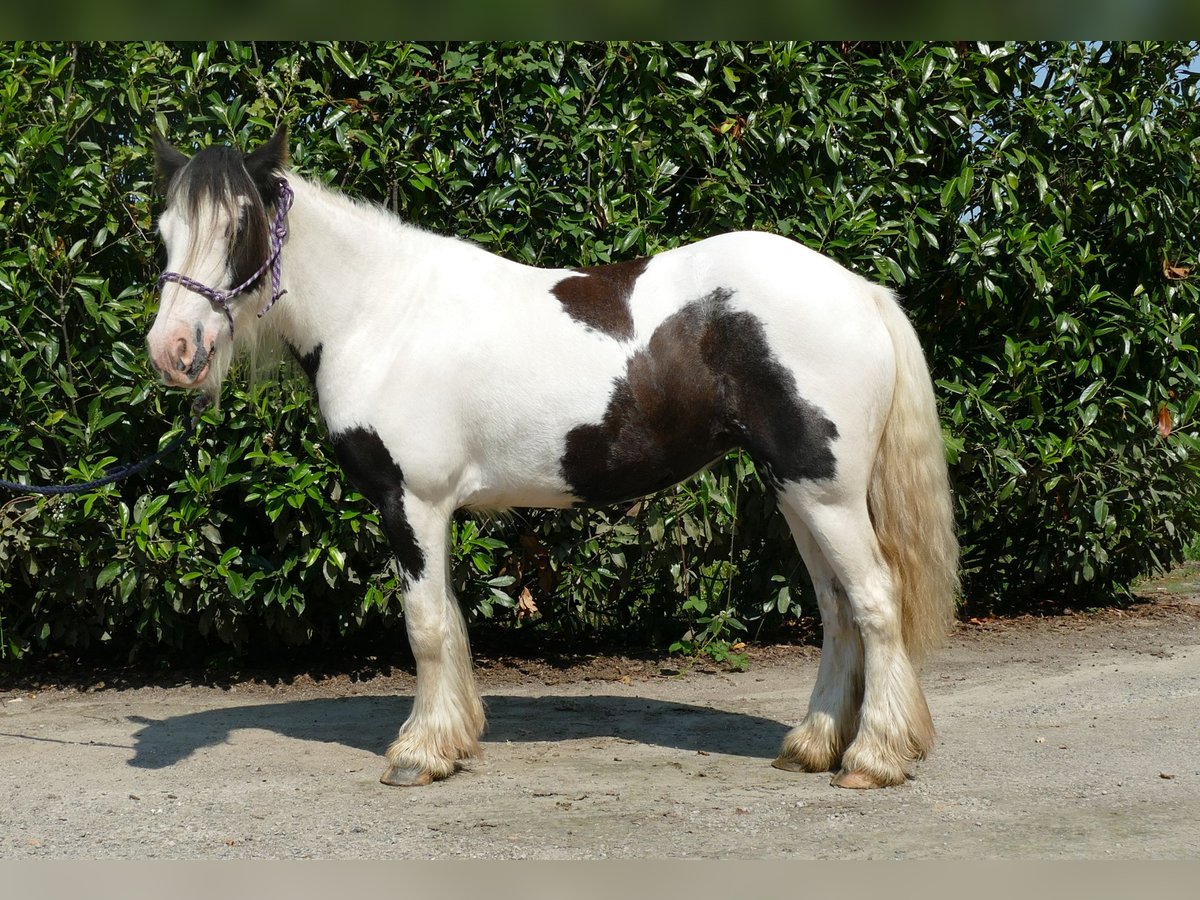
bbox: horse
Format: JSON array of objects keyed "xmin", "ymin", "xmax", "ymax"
[{"xmin": 147, "ymin": 127, "xmax": 959, "ymax": 790}]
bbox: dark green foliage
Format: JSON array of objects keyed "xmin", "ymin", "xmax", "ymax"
[{"xmin": 2, "ymin": 41, "xmax": 1198, "ymax": 664}]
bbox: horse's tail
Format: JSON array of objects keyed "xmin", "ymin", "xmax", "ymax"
[{"xmin": 868, "ymin": 286, "xmax": 960, "ymax": 667}]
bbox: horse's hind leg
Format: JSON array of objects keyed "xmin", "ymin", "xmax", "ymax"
[
  {"xmin": 772, "ymin": 509, "xmax": 862, "ymax": 774},
  {"xmin": 378, "ymin": 494, "xmax": 486, "ymax": 786},
  {"xmin": 776, "ymin": 484, "xmax": 933, "ymax": 788}
]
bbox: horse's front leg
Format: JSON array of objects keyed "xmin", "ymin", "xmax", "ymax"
[
  {"xmin": 331, "ymin": 429, "xmax": 485, "ymax": 785},
  {"xmin": 375, "ymin": 493, "xmax": 485, "ymax": 786}
]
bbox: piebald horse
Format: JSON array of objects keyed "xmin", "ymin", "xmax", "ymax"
[{"xmin": 147, "ymin": 128, "xmax": 958, "ymax": 789}]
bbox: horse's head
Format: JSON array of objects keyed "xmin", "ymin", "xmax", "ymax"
[{"xmin": 147, "ymin": 127, "xmax": 290, "ymax": 399}]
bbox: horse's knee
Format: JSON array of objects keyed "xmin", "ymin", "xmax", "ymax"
[{"xmin": 404, "ymin": 606, "xmax": 458, "ymax": 655}]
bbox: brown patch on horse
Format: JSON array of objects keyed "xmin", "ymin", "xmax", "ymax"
[
  {"xmin": 560, "ymin": 287, "xmax": 838, "ymax": 506},
  {"xmin": 550, "ymin": 258, "xmax": 648, "ymax": 340}
]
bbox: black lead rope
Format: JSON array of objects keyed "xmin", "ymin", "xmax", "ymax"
[{"xmin": 0, "ymin": 396, "xmax": 211, "ymax": 497}]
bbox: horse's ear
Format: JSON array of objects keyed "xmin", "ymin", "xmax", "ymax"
[
  {"xmin": 244, "ymin": 126, "xmax": 290, "ymax": 192},
  {"xmin": 151, "ymin": 131, "xmax": 189, "ymax": 188}
]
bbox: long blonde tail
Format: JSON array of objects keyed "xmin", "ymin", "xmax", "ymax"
[{"xmin": 868, "ymin": 287, "xmax": 960, "ymax": 667}]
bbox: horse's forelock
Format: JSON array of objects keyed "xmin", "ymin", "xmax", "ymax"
[{"xmin": 169, "ymin": 146, "xmax": 272, "ymax": 291}]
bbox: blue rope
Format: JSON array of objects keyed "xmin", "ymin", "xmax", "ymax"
[{"xmin": 0, "ymin": 396, "xmax": 210, "ymax": 497}]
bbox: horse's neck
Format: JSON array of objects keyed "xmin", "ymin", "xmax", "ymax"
[{"xmin": 271, "ymin": 174, "xmax": 410, "ymax": 352}]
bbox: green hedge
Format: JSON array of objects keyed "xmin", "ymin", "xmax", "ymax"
[{"xmin": 2, "ymin": 41, "xmax": 1199, "ymax": 663}]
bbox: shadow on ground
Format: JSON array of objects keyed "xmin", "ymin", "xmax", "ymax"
[{"xmin": 125, "ymin": 694, "xmax": 790, "ymax": 770}]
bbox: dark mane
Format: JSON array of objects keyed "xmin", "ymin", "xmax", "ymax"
[{"xmin": 166, "ymin": 146, "xmax": 273, "ymax": 292}]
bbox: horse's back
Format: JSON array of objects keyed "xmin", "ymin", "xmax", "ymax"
[
  {"xmin": 339, "ymin": 226, "xmax": 900, "ymax": 509},
  {"xmin": 623, "ymin": 229, "xmax": 898, "ymax": 406}
]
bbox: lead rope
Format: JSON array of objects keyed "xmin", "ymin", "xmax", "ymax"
[{"xmin": 0, "ymin": 396, "xmax": 211, "ymax": 496}]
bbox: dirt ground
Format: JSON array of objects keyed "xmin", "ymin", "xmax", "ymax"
[{"xmin": 2, "ymin": 567, "xmax": 1199, "ymax": 859}]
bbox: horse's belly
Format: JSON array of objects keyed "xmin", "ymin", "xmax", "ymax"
[{"xmin": 460, "ymin": 480, "xmax": 579, "ymax": 511}]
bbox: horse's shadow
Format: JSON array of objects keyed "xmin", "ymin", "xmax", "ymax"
[{"xmin": 126, "ymin": 694, "xmax": 791, "ymax": 770}]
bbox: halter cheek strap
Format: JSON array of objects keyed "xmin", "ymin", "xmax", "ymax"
[{"xmin": 157, "ymin": 177, "xmax": 295, "ymax": 336}]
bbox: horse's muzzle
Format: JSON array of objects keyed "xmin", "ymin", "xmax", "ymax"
[{"xmin": 149, "ymin": 323, "xmax": 214, "ymax": 388}]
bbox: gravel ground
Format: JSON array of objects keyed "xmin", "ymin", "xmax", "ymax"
[{"xmin": 2, "ymin": 568, "xmax": 1198, "ymax": 859}]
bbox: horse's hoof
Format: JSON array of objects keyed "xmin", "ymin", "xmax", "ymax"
[
  {"xmin": 380, "ymin": 764, "xmax": 434, "ymax": 787},
  {"xmin": 771, "ymin": 756, "xmax": 813, "ymax": 773},
  {"xmin": 830, "ymin": 768, "xmax": 889, "ymax": 789}
]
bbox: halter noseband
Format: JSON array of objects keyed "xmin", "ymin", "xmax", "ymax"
[{"xmin": 157, "ymin": 177, "xmax": 294, "ymax": 336}]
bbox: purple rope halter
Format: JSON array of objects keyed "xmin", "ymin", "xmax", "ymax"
[{"xmin": 157, "ymin": 178, "xmax": 294, "ymax": 335}]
